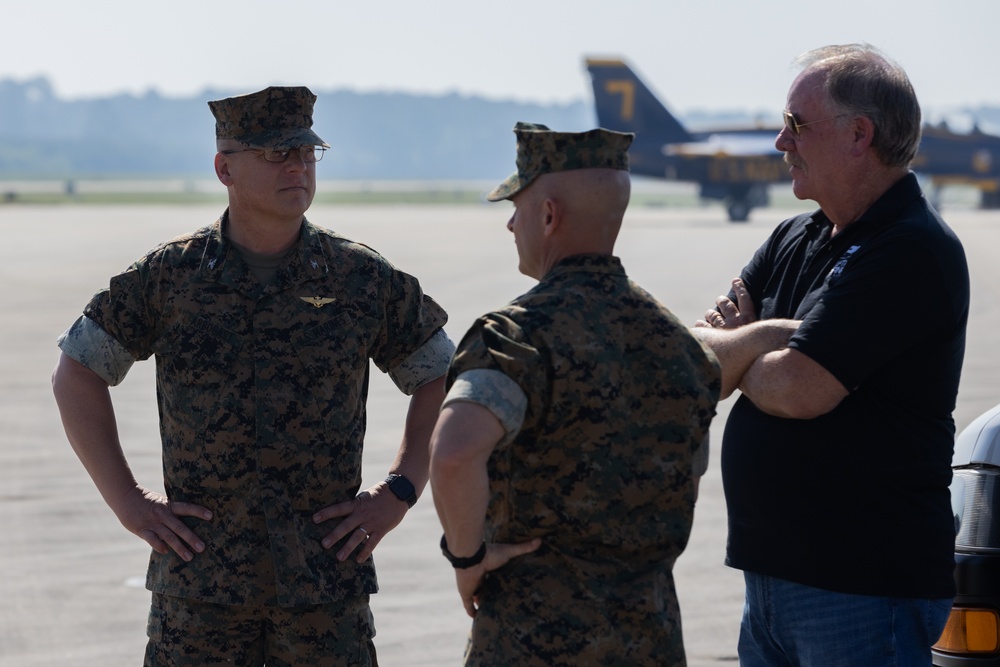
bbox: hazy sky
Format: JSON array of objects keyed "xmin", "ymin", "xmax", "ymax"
[{"xmin": 5, "ymin": 0, "xmax": 996, "ymax": 116}]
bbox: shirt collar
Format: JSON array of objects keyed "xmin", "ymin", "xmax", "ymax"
[
  {"xmin": 541, "ymin": 253, "xmax": 625, "ymax": 281},
  {"xmin": 806, "ymin": 172, "xmax": 923, "ymax": 235},
  {"xmin": 199, "ymin": 209, "xmax": 329, "ymax": 289}
]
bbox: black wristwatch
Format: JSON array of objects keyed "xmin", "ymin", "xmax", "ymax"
[
  {"xmin": 440, "ymin": 534, "xmax": 487, "ymax": 569},
  {"xmin": 385, "ymin": 473, "xmax": 417, "ymax": 508}
]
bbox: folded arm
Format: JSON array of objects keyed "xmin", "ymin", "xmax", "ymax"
[
  {"xmin": 692, "ymin": 277, "xmax": 849, "ymax": 416},
  {"xmin": 691, "ymin": 319, "xmax": 800, "ymax": 399},
  {"xmin": 741, "ymin": 348, "xmax": 849, "ymax": 418}
]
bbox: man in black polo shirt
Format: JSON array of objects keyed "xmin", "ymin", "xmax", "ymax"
[{"xmin": 693, "ymin": 44, "xmax": 969, "ymax": 666}]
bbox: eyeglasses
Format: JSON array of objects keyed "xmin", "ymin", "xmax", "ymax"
[
  {"xmin": 782, "ymin": 110, "xmax": 843, "ymax": 138},
  {"xmin": 220, "ymin": 145, "xmax": 327, "ymax": 163}
]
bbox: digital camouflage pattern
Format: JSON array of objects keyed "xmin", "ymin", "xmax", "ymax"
[
  {"xmin": 74, "ymin": 211, "xmax": 448, "ymax": 607},
  {"xmin": 209, "ymin": 86, "xmax": 330, "ymax": 149},
  {"xmin": 487, "ymin": 122, "xmax": 635, "ymax": 201},
  {"xmin": 144, "ymin": 592, "xmax": 378, "ymax": 666},
  {"xmin": 448, "ymin": 254, "xmax": 721, "ymax": 667}
]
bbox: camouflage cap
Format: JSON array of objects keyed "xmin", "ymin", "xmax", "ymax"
[
  {"xmin": 208, "ymin": 86, "xmax": 329, "ymax": 149},
  {"xmin": 487, "ymin": 122, "xmax": 634, "ymax": 202}
]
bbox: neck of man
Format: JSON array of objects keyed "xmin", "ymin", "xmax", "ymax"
[
  {"xmin": 226, "ymin": 207, "xmax": 304, "ymax": 255},
  {"xmin": 536, "ymin": 234, "xmax": 617, "ymax": 279},
  {"xmin": 823, "ymin": 166, "xmax": 910, "ymax": 235}
]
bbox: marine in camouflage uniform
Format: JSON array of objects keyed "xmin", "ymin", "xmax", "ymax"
[
  {"xmin": 52, "ymin": 86, "xmax": 454, "ymax": 666},
  {"xmin": 430, "ymin": 123, "xmax": 721, "ymax": 666}
]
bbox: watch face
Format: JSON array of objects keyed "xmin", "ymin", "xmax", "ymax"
[{"xmin": 388, "ymin": 474, "xmax": 416, "ymax": 506}]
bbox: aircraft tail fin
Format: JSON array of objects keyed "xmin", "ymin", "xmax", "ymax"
[{"xmin": 585, "ymin": 57, "xmax": 694, "ymax": 144}]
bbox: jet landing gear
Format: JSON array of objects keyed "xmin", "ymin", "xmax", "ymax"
[
  {"xmin": 723, "ymin": 184, "xmax": 769, "ymax": 223},
  {"xmin": 725, "ymin": 198, "xmax": 751, "ymax": 222}
]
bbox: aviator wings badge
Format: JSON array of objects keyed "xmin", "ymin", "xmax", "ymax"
[{"xmin": 300, "ymin": 295, "xmax": 337, "ymax": 308}]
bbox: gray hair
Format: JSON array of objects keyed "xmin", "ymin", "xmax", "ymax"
[{"xmin": 795, "ymin": 44, "xmax": 921, "ymax": 168}]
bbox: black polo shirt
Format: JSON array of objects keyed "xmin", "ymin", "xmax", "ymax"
[{"xmin": 722, "ymin": 173, "xmax": 969, "ymax": 598}]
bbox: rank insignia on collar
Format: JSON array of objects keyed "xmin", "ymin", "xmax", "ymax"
[{"xmin": 300, "ymin": 296, "xmax": 336, "ymax": 308}]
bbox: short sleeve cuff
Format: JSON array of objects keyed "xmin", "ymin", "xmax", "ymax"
[
  {"xmin": 56, "ymin": 315, "xmax": 135, "ymax": 386},
  {"xmin": 388, "ymin": 328, "xmax": 456, "ymax": 395},
  {"xmin": 442, "ymin": 369, "xmax": 527, "ymax": 444}
]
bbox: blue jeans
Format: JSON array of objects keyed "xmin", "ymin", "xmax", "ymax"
[{"xmin": 738, "ymin": 572, "xmax": 952, "ymax": 667}]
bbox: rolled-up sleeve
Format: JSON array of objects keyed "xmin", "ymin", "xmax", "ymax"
[
  {"xmin": 443, "ymin": 368, "xmax": 528, "ymax": 445},
  {"xmin": 56, "ymin": 315, "xmax": 136, "ymax": 386},
  {"xmin": 387, "ymin": 328, "xmax": 455, "ymax": 394}
]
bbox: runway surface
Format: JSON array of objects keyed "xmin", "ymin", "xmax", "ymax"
[{"xmin": 2, "ymin": 201, "xmax": 998, "ymax": 666}]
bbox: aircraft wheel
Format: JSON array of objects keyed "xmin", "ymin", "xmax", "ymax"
[
  {"xmin": 727, "ymin": 200, "xmax": 751, "ymax": 223},
  {"xmin": 981, "ymin": 190, "xmax": 1000, "ymax": 209}
]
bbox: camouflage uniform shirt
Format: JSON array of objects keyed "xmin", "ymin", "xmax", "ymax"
[
  {"xmin": 58, "ymin": 212, "xmax": 451, "ymax": 607},
  {"xmin": 445, "ymin": 254, "xmax": 720, "ymax": 666}
]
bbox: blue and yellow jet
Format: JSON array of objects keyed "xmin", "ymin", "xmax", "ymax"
[{"xmin": 586, "ymin": 57, "xmax": 1000, "ymax": 221}]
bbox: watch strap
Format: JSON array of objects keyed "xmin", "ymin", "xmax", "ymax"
[{"xmin": 440, "ymin": 535, "xmax": 487, "ymax": 569}]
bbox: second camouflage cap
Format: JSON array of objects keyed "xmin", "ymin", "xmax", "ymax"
[
  {"xmin": 208, "ymin": 86, "xmax": 330, "ymax": 150},
  {"xmin": 487, "ymin": 122, "xmax": 635, "ymax": 202}
]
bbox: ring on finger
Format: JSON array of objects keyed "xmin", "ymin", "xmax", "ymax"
[{"xmin": 358, "ymin": 527, "xmax": 370, "ymax": 540}]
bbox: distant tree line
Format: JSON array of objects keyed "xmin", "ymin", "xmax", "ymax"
[
  {"xmin": 0, "ymin": 77, "xmax": 593, "ymax": 179},
  {"xmin": 3, "ymin": 77, "xmax": 997, "ymax": 180}
]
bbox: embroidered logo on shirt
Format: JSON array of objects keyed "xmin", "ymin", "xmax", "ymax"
[
  {"xmin": 828, "ymin": 245, "xmax": 861, "ymax": 281},
  {"xmin": 300, "ymin": 296, "xmax": 336, "ymax": 308}
]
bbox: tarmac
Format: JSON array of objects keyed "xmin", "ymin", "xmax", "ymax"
[{"xmin": 1, "ymin": 200, "xmax": 998, "ymax": 666}]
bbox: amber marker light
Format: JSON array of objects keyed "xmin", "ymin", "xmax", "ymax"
[{"xmin": 934, "ymin": 607, "xmax": 1000, "ymax": 654}]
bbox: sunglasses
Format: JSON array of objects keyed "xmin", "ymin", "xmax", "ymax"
[{"xmin": 782, "ymin": 110, "xmax": 844, "ymax": 138}]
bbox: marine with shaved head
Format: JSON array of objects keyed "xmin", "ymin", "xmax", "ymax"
[{"xmin": 430, "ymin": 122, "xmax": 721, "ymax": 666}]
